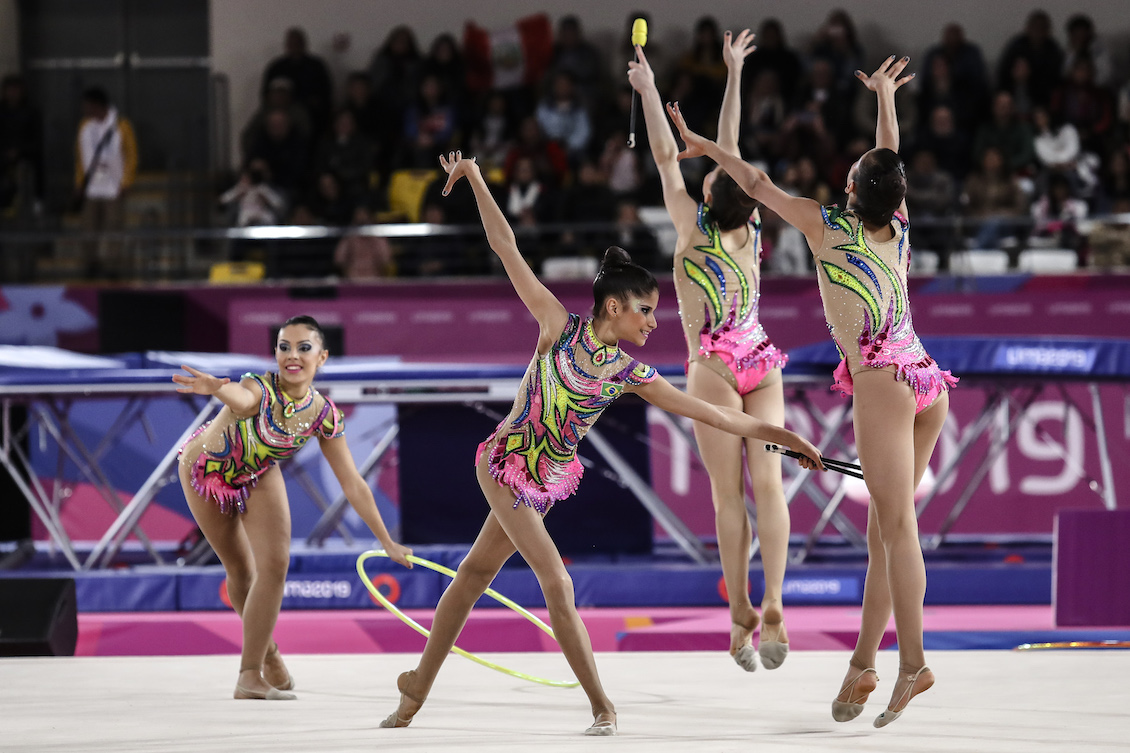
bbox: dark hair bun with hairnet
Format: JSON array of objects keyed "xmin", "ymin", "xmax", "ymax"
[{"xmin": 592, "ymin": 246, "xmax": 658, "ymax": 318}]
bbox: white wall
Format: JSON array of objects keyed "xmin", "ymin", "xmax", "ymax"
[
  {"xmin": 212, "ymin": 0, "xmax": 1130, "ymax": 168},
  {"xmin": 0, "ymin": 0, "xmax": 19, "ymax": 77}
]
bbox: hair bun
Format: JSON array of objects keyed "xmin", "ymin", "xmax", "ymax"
[{"xmin": 600, "ymin": 245, "xmax": 633, "ymax": 269}]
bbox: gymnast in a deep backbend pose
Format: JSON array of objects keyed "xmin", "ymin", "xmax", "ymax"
[
  {"xmin": 173, "ymin": 315, "xmax": 413, "ymax": 700},
  {"xmin": 377, "ymin": 150, "xmax": 824, "ymax": 736},
  {"xmin": 630, "ymin": 29, "xmax": 793, "ymax": 673},
  {"xmin": 667, "ymin": 55, "xmax": 957, "ymax": 727}
]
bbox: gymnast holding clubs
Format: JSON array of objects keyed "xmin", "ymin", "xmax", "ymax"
[
  {"xmin": 377, "ymin": 150, "xmax": 825, "ymax": 736},
  {"xmin": 172, "ymin": 315, "xmax": 413, "ymax": 701},
  {"xmin": 630, "ymin": 27, "xmax": 798, "ymax": 674},
  {"xmin": 666, "ymin": 55, "xmax": 956, "ymax": 727}
]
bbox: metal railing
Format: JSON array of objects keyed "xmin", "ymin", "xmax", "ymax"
[{"xmin": 0, "ymin": 214, "xmax": 1127, "ymax": 285}]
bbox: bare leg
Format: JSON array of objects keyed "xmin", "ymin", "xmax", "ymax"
[
  {"xmin": 233, "ymin": 468, "xmax": 292, "ymax": 694},
  {"xmin": 846, "ymin": 372, "xmax": 946, "ymax": 715},
  {"xmin": 178, "ymin": 464, "xmax": 291, "ymax": 696},
  {"xmin": 386, "ymin": 508, "xmax": 518, "ymax": 723},
  {"xmin": 687, "ymin": 363, "xmax": 759, "ymax": 661},
  {"xmin": 474, "ymin": 456, "xmax": 615, "ymax": 731},
  {"xmin": 742, "ymin": 369, "xmax": 791, "ymax": 660}
]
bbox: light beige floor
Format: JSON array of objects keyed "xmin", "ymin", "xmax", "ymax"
[{"xmin": 2, "ymin": 650, "xmax": 1126, "ymax": 752}]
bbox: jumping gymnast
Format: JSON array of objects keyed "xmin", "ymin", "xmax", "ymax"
[
  {"xmin": 173, "ymin": 315, "xmax": 413, "ymax": 701},
  {"xmin": 630, "ymin": 28, "xmax": 792, "ymax": 673},
  {"xmin": 377, "ymin": 150, "xmax": 825, "ymax": 736},
  {"xmin": 667, "ymin": 55, "xmax": 956, "ymax": 726}
]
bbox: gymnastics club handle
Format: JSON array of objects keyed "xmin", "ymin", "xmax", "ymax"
[
  {"xmin": 628, "ymin": 18, "xmax": 648, "ymax": 149},
  {"xmin": 764, "ymin": 443, "xmax": 865, "ymax": 479}
]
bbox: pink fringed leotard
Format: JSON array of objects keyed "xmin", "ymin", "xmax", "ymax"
[
  {"xmin": 674, "ymin": 204, "xmax": 788, "ymax": 395},
  {"xmin": 179, "ymin": 372, "xmax": 345, "ymax": 513},
  {"xmin": 476, "ymin": 313, "xmax": 658, "ymax": 513},
  {"xmin": 813, "ymin": 206, "xmax": 957, "ymax": 413}
]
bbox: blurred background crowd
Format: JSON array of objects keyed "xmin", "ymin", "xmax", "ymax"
[{"xmin": 3, "ymin": 7, "xmax": 1130, "ymax": 278}]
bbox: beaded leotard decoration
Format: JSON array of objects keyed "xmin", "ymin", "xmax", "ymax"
[
  {"xmin": 181, "ymin": 372, "xmax": 344, "ymax": 513},
  {"xmin": 674, "ymin": 204, "xmax": 787, "ymax": 392},
  {"xmin": 477, "ymin": 314, "xmax": 657, "ymax": 513},
  {"xmin": 814, "ymin": 206, "xmax": 957, "ymax": 408}
]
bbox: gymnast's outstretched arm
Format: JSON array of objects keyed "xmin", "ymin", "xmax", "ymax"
[
  {"xmin": 439, "ymin": 151, "xmax": 568, "ymax": 352},
  {"xmin": 666, "ymin": 101, "xmax": 826, "ymax": 248},
  {"xmin": 633, "ymin": 376, "xmax": 824, "ymax": 471}
]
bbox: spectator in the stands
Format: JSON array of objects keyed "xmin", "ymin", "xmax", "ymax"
[
  {"xmin": 916, "ymin": 104, "xmax": 970, "ymax": 181},
  {"xmin": 219, "ymin": 159, "xmax": 286, "ymax": 227},
  {"xmin": 997, "ymin": 10, "xmax": 1064, "ymax": 109},
  {"xmin": 780, "ymin": 156, "xmax": 832, "ymax": 206},
  {"xmin": 1031, "ymin": 106, "xmax": 1098, "ymax": 197},
  {"xmin": 599, "ymin": 130, "xmax": 642, "ymax": 197},
  {"xmin": 613, "ymin": 199, "xmax": 659, "ymax": 270},
  {"xmin": 905, "ymin": 149, "xmax": 959, "ymax": 252},
  {"xmin": 74, "ymin": 86, "xmax": 138, "ymax": 277},
  {"xmin": 504, "ymin": 115, "xmax": 568, "ymax": 186},
  {"xmin": 535, "ymin": 71, "xmax": 592, "ymax": 160},
  {"xmin": 1097, "ymin": 147, "xmax": 1130, "ymax": 213},
  {"xmin": 1063, "ymin": 14, "xmax": 1112, "ymax": 87},
  {"xmin": 504, "ymin": 155, "xmax": 556, "ymax": 228},
  {"xmin": 240, "ymin": 77, "xmax": 311, "ymax": 163},
  {"xmin": 399, "ymin": 73, "xmax": 458, "ymax": 169},
  {"xmin": 306, "ymin": 171, "xmax": 354, "ymax": 226},
  {"xmin": 916, "ymin": 54, "xmax": 977, "ymax": 139},
  {"xmin": 244, "ymin": 109, "xmax": 308, "ymax": 199},
  {"xmin": 314, "ymin": 109, "xmax": 376, "ymax": 209},
  {"xmin": 739, "ymin": 70, "xmax": 787, "ymax": 166},
  {"xmin": 808, "ymin": 9, "xmax": 863, "ymax": 103},
  {"xmin": 0, "ymin": 74, "xmax": 42, "ymax": 210},
  {"xmin": 1030, "ymin": 171, "xmax": 1087, "ymax": 250},
  {"xmin": 961, "ymin": 146, "xmax": 1030, "ymax": 249},
  {"xmin": 972, "ymin": 91, "xmax": 1035, "ymax": 175},
  {"xmin": 670, "ymin": 17, "xmax": 727, "ymax": 115},
  {"xmin": 468, "ymin": 90, "xmax": 515, "ymax": 170},
  {"xmin": 788, "ymin": 57, "xmax": 853, "ymax": 151},
  {"xmin": 261, "ymin": 28, "xmax": 333, "ymax": 137},
  {"xmin": 343, "ymin": 72, "xmax": 382, "ymax": 144},
  {"xmin": 746, "ymin": 19, "xmax": 803, "ymax": 106},
  {"xmin": 550, "ymin": 15, "xmax": 605, "ymax": 107},
  {"xmin": 369, "ymin": 26, "xmax": 423, "ymax": 157},
  {"xmin": 920, "ymin": 23, "xmax": 990, "ymax": 127},
  {"xmin": 334, "ymin": 206, "xmax": 393, "ymax": 279},
  {"xmin": 422, "ymin": 34, "xmax": 467, "ymax": 128},
  {"xmin": 1001, "ymin": 56, "xmax": 1037, "ymax": 121},
  {"xmin": 558, "ymin": 159, "xmax": 617, "ymax": 256},
  {"xmin": 1051, "ymin": 55, "xmax": 1114, "ymax": 155}
]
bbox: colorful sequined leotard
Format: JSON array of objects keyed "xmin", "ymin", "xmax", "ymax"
[
  {"xmin": 179, "ymin": 372, "xmax": 345, "ymax": 513},
  {"xmin": 476, "ymin": 313, "xmax": 658, "ymax": 513},
  {"xmin": 813, "ymin": 206, "xmax": 957, "ymax": 413},
  {"xmin": 674, "ymin": 204, "xmax": 788, "ymax": 395}
]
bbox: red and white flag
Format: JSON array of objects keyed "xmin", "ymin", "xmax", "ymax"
[{"xmin": 464, "ymin": 14, "xmax": 552, "ymax": 91}]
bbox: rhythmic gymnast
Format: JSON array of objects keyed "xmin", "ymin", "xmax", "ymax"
[
  {"xmin": 629, "ymin": 28, "xmax": 793, "ymax": 673},
  {"xmin": 172, "ymin": 315, "xmax": 413, "ymax": 701},
  {"xmin": 667, "ymin": 55, "xmax": 957, "ymax": 727},
  {"xmin": 377, "ymin": 150, "xmax": 825, "ymax": 736}
]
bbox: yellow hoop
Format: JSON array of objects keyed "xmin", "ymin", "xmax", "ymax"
[
  {"xmin": 356, "ymin": 550, "xmax": 580, "ymax": 688},
  {"xmin": 1015, "ymin": 640, "xmax": 1130, "ymax": 651}
]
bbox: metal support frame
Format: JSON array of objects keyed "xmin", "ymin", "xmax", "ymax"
[
  {"xmin": 86, "ymin": 397, "xmax": 220, "ymax": 569},
  {"xmin": 922, "ymin": 384, "xmax": 1044, "ymax": 550},
  {"xmin": 306, "ymin": 423, "xmax": 399, "ymax": 546},
  {"xmin": 585, "ymin": 426, "xmax": 712, "ymax": 564}
]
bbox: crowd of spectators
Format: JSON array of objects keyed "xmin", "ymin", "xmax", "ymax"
[{"xmin": 6, "ymin": 9, "xmax": 1130, "ymax": 277}]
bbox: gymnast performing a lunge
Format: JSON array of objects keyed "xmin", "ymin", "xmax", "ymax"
[
  {"xmin": 172, "ymin": 315, "xmax": 413, "ymax": 701},
  {"xmin": 629, "ymin": 28, "xmax": 794, "ymax": 673},
  {"xmin": 376, "ymin": 150, "xmax": 825, "ymax": 736},
  {"xmin": 667, "ymin": 54, "xmax": 957, "ymax": 727}
]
